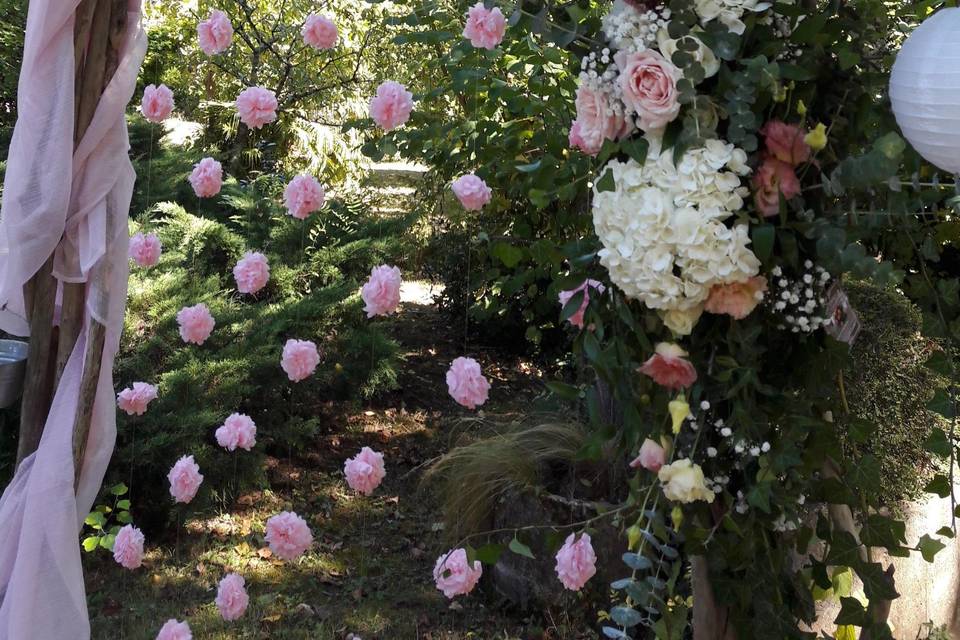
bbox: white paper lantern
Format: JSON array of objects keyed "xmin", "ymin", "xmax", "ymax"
[{"xmin": 889, "ymin": 8, "xmax": 960, "ymax": 175}]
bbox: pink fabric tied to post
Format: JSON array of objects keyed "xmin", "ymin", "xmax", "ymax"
[{"xmin": 0, "ymin": 0, "xmax": 146, "ymax": 638}]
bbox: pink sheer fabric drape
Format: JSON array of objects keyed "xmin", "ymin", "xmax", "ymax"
[{"xmin": 0, "ymin": 0, "xmax": 146, "ymax": 637}]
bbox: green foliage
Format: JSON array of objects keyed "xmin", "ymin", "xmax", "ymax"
[
  {"xmin": 81, "ymin": 483, "xmax": 132, "ymax": 555},
  {"xmin": 0, "ymin": 0, "xmax": 25, "ymax": 128}
]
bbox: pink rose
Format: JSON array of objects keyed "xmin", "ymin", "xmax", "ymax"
[
  {"xmin": 570, "ymin": 85, "xmax": 631, "ymax": 156},
  {"xmin": 462, "ymin": 2, "xmax": 507, "ymax": 49},
  {"xmin": 216, "ymin": 413, "xmax": 257, "ymax": 452},
  {"xmin": 281, "ymin": 339, "xmax": 320, "ymax": 382},
  {"xmin": 433, "ymin": 548, "xmax": 482, "ymax": 598},
  {"xmin": 302, "ymin": 14, "xmax": 338, "ymax": 50},
  {"xmin": 156, "ymin": 619, "xmax": 192, "ymax": 640},
  {"xmin": 555, "ymin": 533, "xmax": 597, "ymax": 591},
  {"xmin": 198, "ymin": 9, "xmax": 233, "ymax": 56},
  {"xmin": 344, "ymin": 446, "xmax": 386, "ymax": 496},
  {"xmin": 558, "ymin": 279, "xmax": 605, "ymax": 329},
  {"xmin": 117, "ymin": 382, "xmax": 158, "ymax": 416},
  {"xmin": 704, "ymin": 276, "xmax": 768, "ymax": 320},
  {"xmin": 451, "ymin": 174, "xmax": 492, "ymax": 211},
  {"xmin": 760, "ymin": 121, "xmax": 810, "ymax": 166},
  {"xmin": 752, "ymin": 157, "xmax": 801, "ymax": 217},
  {"xmin": 189, "ymin": 157, "xmax": 223, "ymax": 198},
  {"xmin": 215, "ymin": 573, "xmax": 249, "ymax": 621},
  {"xmin": 233, "ymin": 251, "xmax": 270, "ymax": 295},
  {"xmin": 141, "ymin": 84, "xmax": 174, "ymax": 123},
  {"xmin": 264, "ymin": 511, "xmax": 313, "ymax": 561},
  {"xmin": 361, "ymin": 265, "xmax": 402, "ymax": 318},
  {"xmin": 283, "ymin": 175, "xmax": 325, "ymax": 220},
  {"xmin": 446, "ymin": 357, "xmax": 490, "ymax": 410},
  {"xmin": 167, "ymin": 455, "xmax": 203, "ymax": 504},
  {"xmin": 113, "ymin": 524, "xmax": 145, "ymax": 570},
  {"xmin": 177, "ymin": 303, "xmax": 215, "ymax": 345},
  {"xmin": 638, "ymin": 342, "xmax": 697, "ymax": 390},
  {"xmin": 369, "ymin": 80, "xmax": 414, "ymax": 131},
  {"xmin": 616, "ymin": 49, "xmax": 681, "ymax": 132},
  {"xmin": 129, "ymin": 232, "xmax": 162, "ymax": 268},
  {"xmin": 629, "ymin": 438, "xmax": 666, "ymax": 472},
  {"xmin": 235, "ymin": 86, "xmax": 278, "ymax": 129}
]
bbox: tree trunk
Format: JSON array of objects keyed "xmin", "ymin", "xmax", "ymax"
[{"xmin": 692, "ymin": 556, "xmax": 737, "ymax": 640}]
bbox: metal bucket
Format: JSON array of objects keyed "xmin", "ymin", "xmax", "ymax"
[{"xmin": 0, "ymin": 339, "xmax": 28, "ymax": 409}]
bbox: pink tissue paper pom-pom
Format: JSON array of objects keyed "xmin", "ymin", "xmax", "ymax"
[
  {"xmin": 451, "ymin": 174, "xmax": 492, "ymax": 211},
  {"xmin": 177, "ymin": 303, "xmax": 215, "ymax": 345},
  {"xmin": 141, "ymin": 84, "xmax": 174, "ymax": 123},
  {"xmin": 215, "ymin": 573, "xmax": 249, "ymax": 621},
  {"xmin": 446, "ymin": 356, "xmax": 490, "ymax": 410},
  {"xmin": 557, "ymin": 279, "xmax": 605, "ymax": 329},
  {"xmin": 344, "ymin": 446, "xmax": 386, "ymax": 496},
  {"xmin": 302, "ymin": 14, "xmax": 338, "ymax": 50},
  {"xmin": 281, "ymin": 339, "xmax": 320, "ymax": 382},
  {"xmin": 235, "ymin": 86, "xmax": 278, "ymax": 130},
  {"xmin": 156, "ymin": 619, "xmax": 192, "ymax": 640},
  {"xmin": 233, "ymin": 251, "xmax": 270, "ymax": 294},
  {"xmin": 198, "ymin": 9, "xmax": 233, "ymax": 56},
  {"xmin": 462, "ymin": 2, "xmax": 507, "ymax": 50},
  {"xmin": 555, "ymin": 532, "xmax": 597, "ymax": 591},
  {"xmin": 361, "ymin": 265, "xmax": 402, "ymax": 318},
  {"xmin": 113, "ymin": 524, "xmax": 145, "ymax": 570},
  {"xmin": 638, "ymin": 342, "xmax": 698, "ymax": 390},
  {"xmin": 433, "ymin": 548, "xmax": 482, "ymax": 599},
  {"xmin": 117, "ymin": 381, "xmax": 158, "ymax": 416},
  {"xmin": 167, "ymin": 454, "xmax": 203, "ymax": 504},
  {"xmin": 369, "ymin": 80, "xmax": 414, "ymax": 131},
  {"xmin": 629, "ymin": 438, "xmax": 666, "ymax": 472},
  {"xmin": 265, "ymin": 511, "xmax": 313, "ymax": 561},
  {"xmin": 129, "ymin": 231, "xmax": 162, "ymax": 268},
  {"xmin": 189, "ymin": 157, "xmax": 223, "ymax": 198},
  {"xmin": 283, "ymin": 175, "xmax": 326, "ymax": 219},
  {"xmin": 216, "ymin": 413, "xmax": 257, "ymax": 452}
]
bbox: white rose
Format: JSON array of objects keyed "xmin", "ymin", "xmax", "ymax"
[{"xmin": 658, "ymin": 458, "xmax": 715, "ymax": 503}]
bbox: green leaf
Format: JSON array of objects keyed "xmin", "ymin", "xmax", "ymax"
[
  {"xmin": 509, "ymin": 536, "xmax": 535, "ymax": 559},
  {"xmin": 110, "ymin": 483, "xmax": 128, "ymax": 496},
  {"xmin": 546, "ymin": 380, "xmax": 581, "ymax": 401},
  {"xmin": 84, "ymin": 511, "xmax": 107, "ymax": 530},
  {"xmin": 924, "ymin": 350, "xmax": 953, "ymax": 376},
  {"xmin": 99, "ymin": 534, "xmax": 117, "ymax": 551},
  {"xmin": 924, "ymin": 427, "xmax": 952, "ymax": 458},
  {"xmin": 831, "ymin": 566, "xmax": 854, "ymax": 598},
  {"xmin": 856, "ymin": 562, "xmax": 899, "ymax": 601},
  {"xmin": 82, "ymin": 536, "xmax": 100, "ymax": 553},
  {"xmin": 927, "ymin": 389, "xmax": 956, "ymax": 419},
  {"xmin": 621, "ymin": 138, "xmax": 649, "ymax": 165},
  {"xmin": 925, "ymin": 474, "xmax": 951, "ymax": 498},
  {"xmin": 473, "ymin": 543, "xmax": 504, "ymax": 565},
  {"xmin": 752, "ymin": 224, "xmax": 775, "ymax": 263},
  {"xmin": 516, "ymin": 159, "xmax": 542, "ymax": 173},
  {"xmin": 917, "ymin": 534, "xmax": 946, "ymax": 562},
  {"xmin": 826, "ymin": 531, "xmax": 862, "ymax": 567},
  {"xmin": 117, "ymin": 511, "xmax": 133, "ymax": 524},
  {"xmin": 835, "ymin": 597, "xmax": 868, "ymax": 626},
  {"xmin": 859, "ymin": 514, "xmax": 906, "ymax": 549},
  {"xmin": 595, "ymin": 168, "xmax": 616, "ymax": 193},
  {"xmin": 491, "ymin": 242, "xmax": 524, "ymax": 268},
  {"xmin": 116, "ymin": 499, "xmax": 131, "ymax": 510},
  {"xmin": 836, "ymin": 625, "xmax": 857, "ymax": 640}
]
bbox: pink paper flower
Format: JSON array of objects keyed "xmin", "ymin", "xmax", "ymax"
[
  {"xmin": 141, "ymin": 84, "xmax": 174, "ymax": 123},
  {"xmin": 189, "ymin": 157, "xmax": 223, "ymax": 198},
  {"xmin": 555, "ymin": 532, "xmax": 597, "ymax": 591},
  {"xmin": 451, "ymin": 174, "xmax": 492, "ymax": 211},
  {"xmin": 117, "ymin": 382, "xmax": 158, "ymax": 416},
  {"xmin": 761, "ymin": 120, "xmax": 811, "ymax": 166},
  {"xmin": 129, "ymin": 232, "xmax": 162, "ymax": 268},
  {"xmin": 446, "ymin": 357, "xmax": 490, "ymax": 410},
  {"xmin": 233, "ymin": 251, "xmax": 270, "ymax": 295},
  {"xmin": 361, "ymin": 265, "xmax": 402, "ymax": 318},
  {"xmin": 156, "ymin": 619, "xmax": 192, "ymax": 640},
  {"xmin": 167, "ymin": 455, "xmax": 203, "ymax": 504},
  {"xmin": 433, "ymin": 548, "xmax": 482, "ymax": 599},
  {"xmin": 265, "ymin": 511, "xmax": 313, "ymax": 561},
  {"xmin": 462, "ymin": 2, "xmax": 507, "ymax": 49},
  {"xmin": 570, "ymin": 85, "xmax": 631, "ymax": 156},
  {"xmin": 704, "ymin": 276, "xmax": 768, "ymax": 320},
  {"xmin": 281, "ymin": 339, "xmax": 320, "ymax": 382},
  {"xmin": 629, "ymin": 438, "xmax": 666, "ymax": 473},
  {"xmin": 215, "ymin": 573, "xmax": 249, "ymax": 621},
  {"xmin": 283, "ymin": 175, "xmax": 325, "ymax": 220},
  {"xmin": 198, "ymin": 9, "xmax": 233, "ymax": 55},
  {"xmin": 616, "ymin": 49, "xmax": 681, "ymax": 132},
  {"xmin": 752, "ymin": 157, "xmax": 801, "ymax": 217},
  {"xmin": 369, "ymin": 80, "xmax": 414, "ymax": 131},
  {"xmin": 113, "ymin": 524, "xmax": 145, "ymax": 570},
  {"xmin": 216, "ymin": 413, "xmax": 257, "ymax": 452},
  {"xmin": 558, "ymin": 279, "xmax": 605, "ymax": 329},
  {"xmin": 302, "ymin": 14, "xmax": 338, "ymax": 50},
  {"xmin": 344, "ymin": 447, "xmax": 386, "ymax": 496},
  {"xmin": 235, "ymin": 86, "xmax": 278, "ymax": 129},
  {"xmin": 177, "ymin": 303, "xmax": 215, "ymax": 345},
  {"xmin": 639, "ymin": 343, "xmax": 697, "ymax": 390}
]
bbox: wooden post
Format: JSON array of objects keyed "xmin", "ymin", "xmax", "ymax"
[{"xmin": 692, "ymin": 556, "xmax": 737, "ymax": 640}]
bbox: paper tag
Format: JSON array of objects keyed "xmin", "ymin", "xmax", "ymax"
[{"xmin": 824, "ymin": 282, "xmax": 861, "ymax": 345}]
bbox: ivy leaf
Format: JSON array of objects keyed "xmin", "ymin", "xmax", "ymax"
[
  {"xmin": 595, "ymin": 168, "xmax": 616, "ymax": 193},
  {"xmin": 917, "ymin": 534, "xmax": 946, "ymax": 562},
  {"xmin": 836, "ymin": 625, "xmax": 857, "ymax": 640},
  {"xmin": 835, "ymin": 597, "xmax": 868, "ymax": 626},
  {"xmin": 924, "ymin": 427, "xmax": 952, "ymax": 458},
  {"xmin": 925, "ymin": 474, "xmax": 951, "ymax": 498},
  {"xmin": 621, "ymin": 137, "xmax": 649, "ymax": 165},
  {"xmin": 927, "ymin": 389, "xmax": 956, "ymax": 419},
  {"xmin": 826, "ymin": 531, "xmax": 862, "ymax": 567},
  {"xmin": 856, "ymin": 562, "xmax": 898, "ymax": 601},
  {"xmin": 859, "ymin": 514, "xmax": 906, "ymax": 549},
  {"xmin": 508, "ymin": 536, "xmax": 535, "ymax": 559}
]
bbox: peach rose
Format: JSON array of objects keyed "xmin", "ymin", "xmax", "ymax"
[
  {"xmin": 761, "ymin": 121, "xmax": 810, "ymax": 166},
  {"xmin": 704, "ymin": 276, "xmax": 767, "ymax": 319},
  {"xmin": 752, "ymin": 157, "xmax": 800, "ymax": 217},
  {"xmin": 616, "ymin": 49, "xmax": 681, "ymax": 132}
]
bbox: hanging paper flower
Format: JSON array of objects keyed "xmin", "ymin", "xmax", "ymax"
[
  {"xmin": 198, "ymin": 9, "xmax": 233, "ymax": 55},
  {"xmin": 215, "ymin": 413, "xmax": 257, "ymax": 452},
  {"xmin": 283, "ymin": 175, "xmax": 325, "ymax": 219},
  {"xmin": 235, "ymin": 86, "xmax": 278, "ymax": 129},
  {"xmin": 361, "ymin": 265, "xmax": 402, "ymax": 318},
  {"xmin": 176, "ymin": 303, "xmax": 215, "ymax": 345},
  {"xmin": 704, "ymin": 276, "xmax": 767, "ymax": 320},
  {"xmin": 433, "ymin": 548, "xmax": 482, "ymax": 598},
  {"xmin": 113, "ymin": 524, "xmax": 145, "ymax": 570},
  {"xmin": 156, "ymin": 619, "xmax": 192, "ymax": 640},
  {"xmin": 462, "ymin": 2, "xmax": 507, "ymax": 49},
  {"xmin": 117, "ymin": 382, "xmax": 158, "ymax": 416},
  {"xmin": 129, "ymin": 232, "xmax": 162, "ymax": 268},
  {"xmin": 188, "ymin": 157, "xmax": 223, "ymax": 198},
  {"xmin": 215, "ymin": 573, "xmax": 249, "ymax": 621},
  {"xmin": 344, "ymin": 447, "xmax": 386, "ymax": 496},
  {"xmin": 141, "ymin": 84, "xmax": 174, "ymax": 123},
  {"xmin": 451, "ymin": 174, "xmax": 492, "ymax": 211},
  {"xmin": 264, "ymin": 511, "xmax": 313, "ymax": 561},
  {"xmin": 167, "ymin": 455, "xmax": 203, "ymax": 504},
  {"xmin": 233, "ymin": 251, "xmax": 270, "ymax": 295},
  {"xmin": 638, "ymin": 343, "xmax": 697, "ymax": 390},
  {"xmin": 629, "ymin": 438, "xmax": 666, "ymax": 472},
  {"xmin": 302, "ymin": 14, "xmax": 338, "ymax": 50},
  {"xmin": 555, "ymin": 533, "xmax": 597, "ymax": 591},
  {"xmin": 369, "ymin": 80, "xmax": 414, "ymax": 131},
  {"xmin": 280, "ymin": 339, "xmax": 320, "ymax": 382},
  {"xmin": 558, "ymin": 279, "xmax": 605, "ymax": 329},
  {"xmin": 446, "ymin": 357, "xmax": 490, "ymax": 409}
]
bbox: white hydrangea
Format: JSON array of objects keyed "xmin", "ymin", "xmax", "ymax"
[
  {"xmin": 592, "ymin": 138, "xmax": 760, "ymax": 334},
  {"xmin": 693, "ymin": 0, "xmax": 772, "ymax": 35},
  {"xmin": 601, "ymin": 0, "xmax": 670, "ymax": 54}
]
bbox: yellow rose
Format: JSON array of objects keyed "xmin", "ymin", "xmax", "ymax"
[
  {"xmin": 805, "ymin": 123, "xmax": 828, "ymax": 151},
  {"xmin": 658, "ymin": 458, "xmax": 715, "ymax": 504}
]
